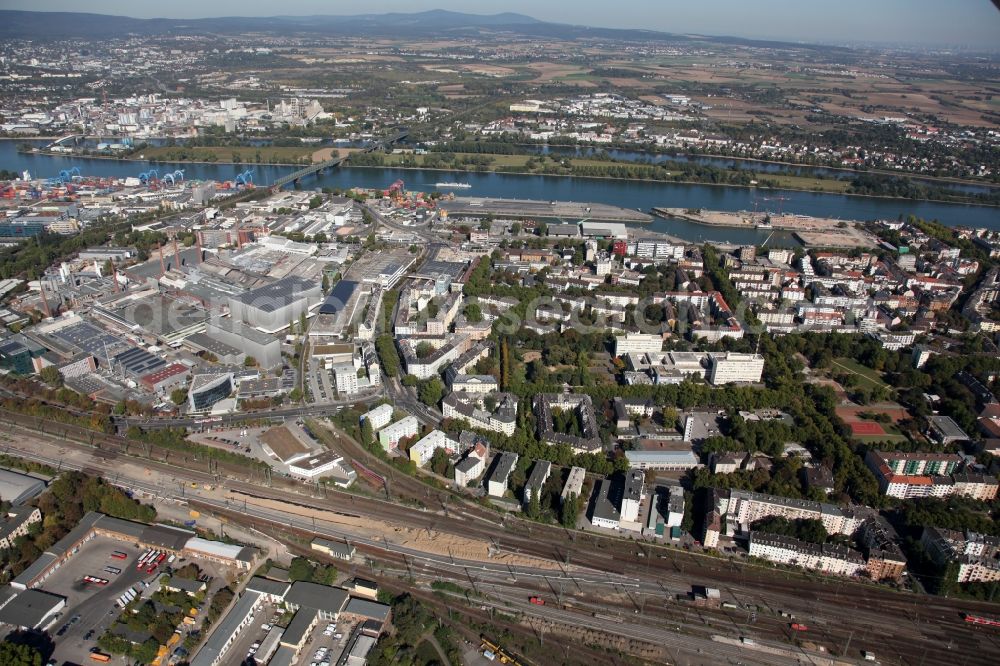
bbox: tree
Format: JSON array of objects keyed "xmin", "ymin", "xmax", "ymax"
[
  {"xmin": 375, "ymin": 335, "xmax": 400, "ymax": 378},
  {"xmin": 464, "ymin": 303, "xmax": 483, "ymax": 323},
  {"xmin": 38, "ymin": 366, "xmax": 62, "ymax": 387},
  {"xmin": 170, "ymin": 388, "xmax": 188, "ymax": 405},
  {"xmin": 415, "ymin": 341, "xmax": 435, "ymax": 359},
  {"xmin": 561, "ymin": 493, "xmax": 579, "ymax": 528},
  {"xmin": 0, "ymin": 641, "xmax": 43, "ymax": 666},
  {"xmin": 526, "ymin": 491, "xmax": 542, "ymax": 520},
  {"xmin": 429, "ymin": 447, "xmax": 450, "ymax": 476},
  {"xmin": 288, "ymin": 556, "xmax": 315, "ymax": 581},
  {"xmin": 244, "ymin": 356, "xmax": 258, "ymax": 367},
  {"xmin": 418, "ymin": 377, "xmax": 445, "ymax": 407},
  {"xmin": 289, "ymin": 388, "xmax": 303, "ymax": 402},
  {"xmin": 361, "ymin": 419, "xmax": 375, "ymax": 447},
  {"xmin": 309, "ymin": 195, "xmax": 324, "ymax": 209},
  {"xmin": 322, "ymin": 273, "xmax": 330, "ymax": 293}
]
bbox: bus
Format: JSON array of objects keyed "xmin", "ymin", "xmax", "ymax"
[
  {"xmin": 83, "ymin": 575, "xmax": 109, "ymax": 585},
  {"xmin": 110, "ymin": 551, "xmax": 127, "ymax": 560},
  {"xmin": 89, "ymin": 653, "xmax": 111, "ymax": 662},
  {"xmin": 104, "ymin": 566, "xmax": 121, "ymax": 575}
]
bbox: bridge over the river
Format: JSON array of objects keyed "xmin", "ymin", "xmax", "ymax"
[{"xmin": 270, "ymin": 129, "xmax": 409, "ymax": 189}]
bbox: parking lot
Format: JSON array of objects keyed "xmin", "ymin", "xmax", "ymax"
[
  {"xmin": 223, "ymin": 600, "xmax": 282, "ymax": 665},
  {"xmin": 42, "ymin": 534, "xmax": 239, "ymax": 666},
  {"xmin": 44, "ymin": 536, "xmax": 155, "ymax": 664},
  {"xmin": 301, "ymin": 617, "xmax": 356, "ymax": 666}
]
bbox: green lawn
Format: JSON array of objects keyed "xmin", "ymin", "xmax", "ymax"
[{"xmin": 831, "ymin": 357, "xmax": 889, "ymax": 391}]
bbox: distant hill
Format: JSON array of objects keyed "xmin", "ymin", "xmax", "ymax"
[
  {"xmin": 0, "ymin": 9, "xmax": 841, "ymax": 52},
  {"xmin": 0, "ymin": 9, "xmax": 541, "ymax": 39}
]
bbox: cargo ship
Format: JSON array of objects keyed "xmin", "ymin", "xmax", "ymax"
[{"xmin": 434, "ymin": 181, "xmax": 471, "ymax": 189}]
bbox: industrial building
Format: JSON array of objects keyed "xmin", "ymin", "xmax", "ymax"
[
  {"xmin": 228, "ymin": 276, "xmax": 321, "ymax": 332},
  {"xmin": 0, "ymin": 468, "xmax": 47, "ymax": 506},
  {"xmin": 311, "ymin": 538, "xmax": 356, "ymax": 561},
  {"xmin": 205, "ymin": 318, "xmax": 281, "ymax": 369}
]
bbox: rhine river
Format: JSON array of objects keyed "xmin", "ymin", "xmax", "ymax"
[{"xmin": 3, "ymin": 140, "xmax": 998, "ymax": 246}]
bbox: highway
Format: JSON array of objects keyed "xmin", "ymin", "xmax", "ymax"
[{"xmin": 6, "ymin": 420, "xmax": 1000, "ymax": 665}]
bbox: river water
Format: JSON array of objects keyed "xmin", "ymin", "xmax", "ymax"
[{"xmin": 3, "ymin": 139, "xmax": 998, "ymax": 246}]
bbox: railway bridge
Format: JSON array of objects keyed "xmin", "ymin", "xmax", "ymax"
[{"xmin": 270, "ymin": 129, "xmax": 409, "ymax": 189}]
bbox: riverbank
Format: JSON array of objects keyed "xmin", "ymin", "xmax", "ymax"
[
  {"xmin": 16, "ymin": 147, "xmax": 311, "ymax": 169},
  {"xmin": 4, "ymin": 140, "xmax": 999, "ymax": 234},
  {"xmin": 521, "ymin": 141, "xmax": 1000, "ymax": 191},
  {"xmin": 347, "ymin": 162, "xmax": 1000, "ymax": 209}
]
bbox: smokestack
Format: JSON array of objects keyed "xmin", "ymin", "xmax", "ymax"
[
  {"xmin": 235, "ymin": 219, "xmax": 243, "ymax": 249},
  {"xmin": 173, "ymin": 237, "xmax": 180, "ymax": 269},
  {"xmin": 39, "ymin": 283, "xmax": 52, "ymax": 319},
  {"xmin": 110, "ymin": 258, "xmax": 120, "ymax": 293},
  {"xmin": 158, "ymin": 243, "xmax": 166, "ymax": 277},
  {"xmin": 196, "ymin": 233, "xmax": 203, "ymax": 265}
]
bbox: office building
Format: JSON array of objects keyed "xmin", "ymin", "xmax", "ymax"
[
  {"xmin": 188, "ymin": 373, "xmax": 234, "ymax": 412},
  {"xmin": 614, "ymin": 333, "xmax": 664, "ymax": 357}
]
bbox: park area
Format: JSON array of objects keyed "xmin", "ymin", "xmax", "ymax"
[{"xmin": 831, "ymin": 357, "xmax": 890, "ymax": 392}]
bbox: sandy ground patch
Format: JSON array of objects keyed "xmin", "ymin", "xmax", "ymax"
[{"xmin": 228, "ymin": 492, "xmax": 560, "ymax": 570}]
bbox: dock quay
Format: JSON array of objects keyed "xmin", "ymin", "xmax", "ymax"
[
  {"xmin": 440, "ymin": 197, "xmax": 653, "ymax": 223},
  {"xmin": 652, "ymin": 207, "xmax": 877, "ymax": 248}
]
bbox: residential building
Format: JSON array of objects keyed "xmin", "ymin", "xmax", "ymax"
[
  {"xmin": 561, "ymin": 467, "xmax": 586, "ymax": 504},
  {"xmin": 408, "ymin": 430, "xmax": 457, "ymax": 467},
  {"xmin": 454, "ymin": 454, "xmax": 485, "ymax": 487},
  {"xmin": 922, "ymin": 526, "xmax": 1000, "ymax": 584},
  {"xmin": 441, "ymin": 390, "xmax": 518, "ymax": 436},
  {"xmin": 534, "ymin": 393, "xmax": 603, "ymax": 453},
  {"xmin": 378, "ymin": 416, "xmax": 419, "ymax": 452},
  {"xmin": 361, "ymin": 404, "xmax": 394, "ymax": 432},
  {"xmin": 486, "ymin": 452, "xmax": 518, "ymax": 498},
  {"xmin": 748, "ymin": 532, "xmax": 866, "ymax": 577},
  {"xmin": 859, "ymin": 518, "xmax": 908, "ymax": 582},
  {"xmin": 723, "ymin": 489, "xmax": 863, "ymax": 536},
  {"xmin": 333, "ymin": 364, "xmax": 359, "ymax": 395},
  {"xmin": 0, "ymin": 506, "xmax": 42, "ymax": 550},
  {"xmin": 523, "ymin": 460, "xmax": 552, "ymax": 505},
  {"xmin": 590, "ymin": 479, "xmax": 621, "ymax": 530},
  {"xmin": 865, "ymin": 451, "xmax": 994, "ymax": 500}
]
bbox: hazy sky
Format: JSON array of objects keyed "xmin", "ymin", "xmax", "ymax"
[{"xmin": 5, "ymin": 0, "xmax": 1000, "ymax": 48}]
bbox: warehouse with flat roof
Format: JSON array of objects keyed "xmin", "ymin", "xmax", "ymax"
[{"xmin": 0, "ymin": 468, "xmax": 47, "ymax": 506}]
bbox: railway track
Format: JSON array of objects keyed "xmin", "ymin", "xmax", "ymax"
[{"xmin": 6, "ymin": 413, "xmax": 1000, "ymax": 664}]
